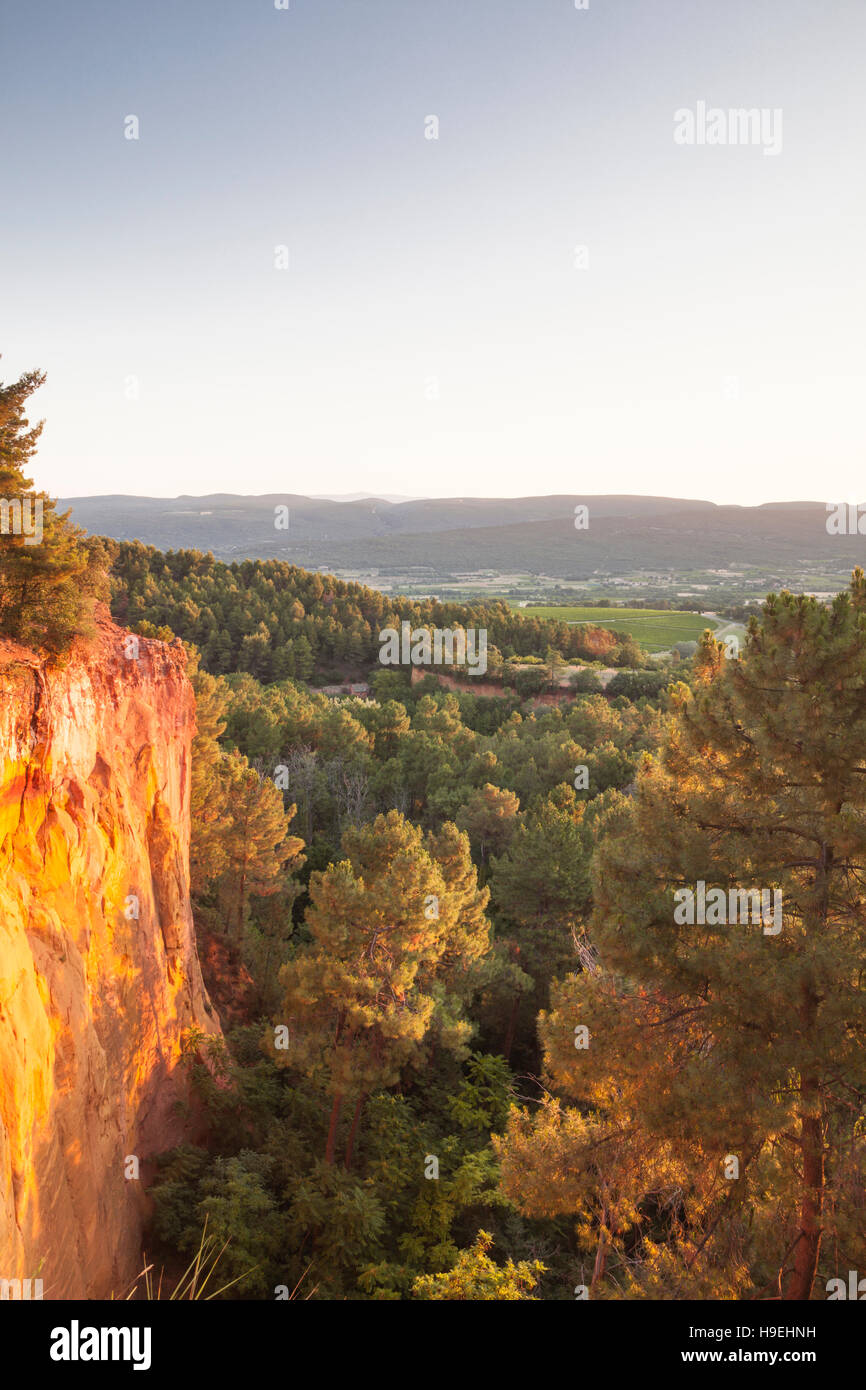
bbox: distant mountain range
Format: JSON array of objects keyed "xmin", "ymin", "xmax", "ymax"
[
  {"xmin": 307, "ymin": 493, "xmax": 423, "ymax": 504},
  {"xmin": 59, "ymin": 493, "xmax": 865, "ymax": 587}
]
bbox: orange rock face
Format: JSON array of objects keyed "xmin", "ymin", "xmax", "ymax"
[{"xmin": 0, "ymin": 615, "xmax": 220, "ymax": 1298}]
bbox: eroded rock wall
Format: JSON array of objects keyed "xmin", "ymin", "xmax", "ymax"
[{"xmin": 0, "ymin": 616, "xmax": 220, "ymax": 1298}]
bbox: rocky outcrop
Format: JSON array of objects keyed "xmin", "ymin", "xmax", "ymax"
[{"xmin": 0, "ymin": 613, "xmax": 220, "ymax": 1298}]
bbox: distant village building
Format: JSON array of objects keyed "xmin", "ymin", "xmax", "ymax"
[{"xmin": 321, "ymin": 681, "xmax": 371, "ymax": 698}]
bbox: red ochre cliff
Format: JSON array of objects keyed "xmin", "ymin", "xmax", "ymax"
[{"xmin": 0, "ymin": 613, "xmax": 220, "ymax": 1298}]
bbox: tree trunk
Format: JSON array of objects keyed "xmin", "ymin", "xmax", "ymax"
[
  {"xmin": 503, "ymin": 996, "xmax": 520, "ymax": 1061},
  {"xmin": 783, "ymin": 1092, "xmax": 824, "ymax": 1300},
  {"xmin": 235, "ymin": 854, "xmax": 248, "ymax": 944},
  {"xmin": 344, "ymin": 1093, "xmax": 365, "ymax": 1169},
  {"xmin": 782, "ymin": 864, "xmax": 827, "ymax": 1302},
  {"xmin": 324, "ymin": 1091, "xmax": 343, "ymax": 1165},
  {"xmin": 591, "ymin": 1226, "xmax": 608, "ymax": 1289}
]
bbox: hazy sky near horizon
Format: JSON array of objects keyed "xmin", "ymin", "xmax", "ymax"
[{"xmin": 2, "ymin": 0, "xmax": 864, "ymax": 505}]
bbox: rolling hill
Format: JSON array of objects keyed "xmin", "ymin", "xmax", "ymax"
[{"xmin": 59, "ymin": 493, "xmax": 863, "ymax": 591}]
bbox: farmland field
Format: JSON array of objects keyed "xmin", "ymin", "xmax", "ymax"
[{"xmin": 519, "ymin": 606, "xmax": 721, "ymax": 652}]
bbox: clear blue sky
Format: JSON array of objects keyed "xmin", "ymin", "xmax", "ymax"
[{"xmin": 1, "ymin": 0, "xmax": 863, "ymax": 503}]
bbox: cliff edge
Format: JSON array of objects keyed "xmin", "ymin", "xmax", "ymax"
[{"xmin": 0, "ymin": 613, "xmax": 220, "ymax": 1298}]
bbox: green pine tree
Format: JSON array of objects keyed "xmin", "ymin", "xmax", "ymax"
[
  {"xmin": 500, "ymin": 579, "xmax": 866, "ymax": 1300},
  {"xmin": 0, "ymin": 363, "xmax": 107, "ymax": 651},
  {"xmin": 276, "ymin": 810, "xmax": 490, "ymax": 1166}
]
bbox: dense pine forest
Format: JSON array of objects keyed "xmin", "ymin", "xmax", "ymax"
[
  {"xmin": 110, "ymin": 548, "xmax": 866, "ymax": 1301},
  {"xmin": 107, "ymin": 541, "xmax": 647, "ymax": 680},
  {"xmin": 109, "ymin": 545, "xmax": 665, "ymax": 1297}
]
